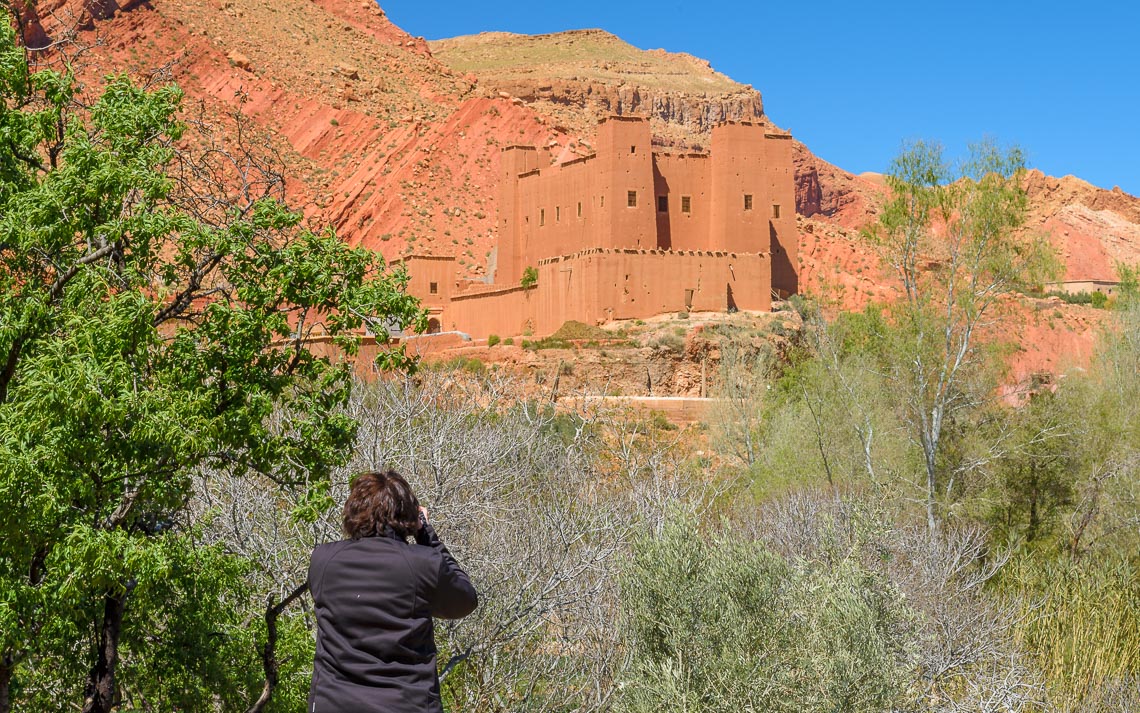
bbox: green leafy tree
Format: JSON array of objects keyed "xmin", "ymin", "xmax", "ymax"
[
  {"xmin": 874, "ymin": 140, "xmax": 1059, "ymax": 531},
  {"xmin": 984, "ymin": 392, "xmax": 1074, "ymax": 546},
  {"xmin": 0, "ymin": 15, "xmax": 423, "ymax": 712}
]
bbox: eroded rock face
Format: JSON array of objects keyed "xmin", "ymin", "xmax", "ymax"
[
  {"xmin": 491, "ymin": 78, "xmax": 764, "ymax": 139},
  {"xmin": 429, "ymin": 29, "xmax": 767, "ymax": 149},
  {"xmin": 790, "ymin": 141, "xmax": 884, "ymax": 227}
]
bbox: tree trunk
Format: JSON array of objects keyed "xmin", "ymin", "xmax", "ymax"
[
  {"xmin": 923, "ymin": 439, "xmax": 939, "ymax": 534},
  {"xmin": 82, "ymin": 588, "xmax": 130, "ymax": 713},
  {"xmin": 1027, "ymin": 463, "xmax": 1040, "ymax": 543},
  {"xmin": 1, "ymin": 652, "xmax": 13, "ymax": 713}
]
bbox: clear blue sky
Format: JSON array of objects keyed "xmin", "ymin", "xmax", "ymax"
[{"xmin": 381, "ymin": 0, "xmax": 1140, "ymax": 195}]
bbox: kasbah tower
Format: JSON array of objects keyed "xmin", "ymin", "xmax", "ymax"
[{"xmin": 399, "ymin": 115, "xmax": 798, "ymax": 338}]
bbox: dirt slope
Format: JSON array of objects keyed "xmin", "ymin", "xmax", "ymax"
[{"xmin": 21, "ymin": 0, "xmax": 575, "ymax": 280}]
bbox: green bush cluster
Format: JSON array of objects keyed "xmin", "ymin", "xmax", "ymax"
[
  {"xmin": 617, "ymin": 516, "xmax": 913, "ymax": 713},
  {"xmin": 1043, "ymin": 289, "xmax": 1109, "ymax": 308}
]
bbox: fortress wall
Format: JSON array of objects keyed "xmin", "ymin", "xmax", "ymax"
[
  {"xmin": 596, "ymin": 117, "xmax": 657, "ymax": 249},
  {"xmin": 439, "ymin": 250, "xmax": 772, "ymax": 339},
  {"xmin": 446, "ymin": 284, "xmax": 538, "ymax": 337},
  {"xmin": 514, "ymin": 155, "xmax": 601, "ymax": 274},
  {"xmin": 395, "ymin": 255, "xmax": 456, "ymax": 308},
  {"xmin": 498, "ymin": 145, "xmax": 550, "ymax": 284},
  {"xmin": 536, "ymin": 250, "xmax": 772, "ymax": 332},
  {"xmin": 760, "ymin": 134, "xmax": 798, "ymax": 295},
  {"xmin": 709, "ymin": 122, "xmax": 776, "ymax": 256},
  {"xmin": 653, "ymin": 153, "xmax": 712, "ymax": 251}
]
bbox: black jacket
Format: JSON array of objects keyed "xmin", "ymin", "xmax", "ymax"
[{"xmin": 307, "ymin": 523, "xmax": 478, "ymax": 713}]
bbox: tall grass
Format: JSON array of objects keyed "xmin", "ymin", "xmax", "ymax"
[{"xmin": 1004, "ymin": 555, "xmax": 1140, "ymax": 710}]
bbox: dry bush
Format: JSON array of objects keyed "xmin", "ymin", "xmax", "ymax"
[
  {"xmin": 742, "ymin": 490, "xmax": 1046, "ymax": 713},
  {"xmin": 189, "ymin": 369, "xmax": 710, "ymax": 711}
]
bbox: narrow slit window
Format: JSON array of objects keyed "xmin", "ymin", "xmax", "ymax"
[
  {"xmin": 627, "ymin": 190, "xmax": 638, "ymax": 208},
  {"xmin": 657, "ymin": 196, "xmax": 668, "ymax": 212},
  {"xmin": 577, "ymin": 202, "xmax": 582, "ymax": 218},
  {"xmin": 601, "ymin": 195, "xmax": 605, "ymax": 208},
  {"xmin": 744, "ymin": 194, "xmax": 753, "ymax": 211},
  {"xmin": 630, "ymin": 145, "xmax": 636, "ymax": 154},
  {"xmin": 540, "ymin": 208, "xmax": 545, "ymax": 226},
  {"xmin": 681, "ymin": 196, "xmax": 692, "ymax": 213},
  {"xmin": 772, "ymin": 204, "xmax": 781, "ymax": 219},
  {"xmin": 556, "ymin": 206, "xmax": 561, "ymax": 222}
]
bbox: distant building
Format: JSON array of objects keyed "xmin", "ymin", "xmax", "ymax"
[{"xmin": 399, "ymin": 116, "xmax": 797, "ymax": 338}]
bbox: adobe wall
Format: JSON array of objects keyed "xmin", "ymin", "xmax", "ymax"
[
  {"xmin": 594, "ymin": 116, "xmax": 657, "ymax": 250},
  {"xmin": 445, "ymin": 283, "xmax": 537, "ymax": 337},
  {"xmin": 760, "ymin": 133, "xmax": 798, "ymax": 296},
  {"xmin": 498, "ymin": 145, "xmax": 550, "ymax": 285},
  {"xmin": 442, "ymin": 250, "xmax": 771, "ymax": 338},
  {"xmin": 394, "ymin": 255, "xmax": 457, "ymax": 308},
  {"xmin": 653, "ymin": 153, "xmax": 712, "ymax": 251},
  {"xmin": 1047, "ymin": 280, "xmax": 1120, "ymax": 296},
  {"xmin": 511, "ymin": 154, "xmax": 602, "ymax": 277}
]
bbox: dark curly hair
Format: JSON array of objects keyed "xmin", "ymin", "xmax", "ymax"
[{"xmin": 342, "ymin": 470, "xmax": 421, "ymax": 540}]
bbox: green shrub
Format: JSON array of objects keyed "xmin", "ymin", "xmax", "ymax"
[
  {"xmin": 487, "ymin": 334, "xmax": 501, "ymax": 347},
  {"xmin": 653, "ymin": 334, "xmax": 684, "ymax": 353},
  {"xmin": 520, "ymin": 265, "xmax": 538, "ymax": 288},
  {"xmin": 617, "ymin": 516, "xmax": 914, "ymax": 713},
  {"xmin": 1043, "ymin": 289, "xmax": 1110, "ymax": 309},
  {"xmin": 424, "ymin": 356, "xmax": 486, "ymax": 374},
  {"xmin": 503, "ymin": 337, "xmax": 514, "ymax": 346}
]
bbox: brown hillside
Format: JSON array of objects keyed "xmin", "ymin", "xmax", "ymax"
[{"xmin": 21, "ymin": 0, "xmax": 575, "ymax": 281}]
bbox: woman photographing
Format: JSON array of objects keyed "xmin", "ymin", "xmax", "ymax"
[{"xmin": 307, "ymin": 470, "xmax": 478, "ymax": 712}]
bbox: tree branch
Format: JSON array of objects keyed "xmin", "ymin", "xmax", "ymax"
[{"xmin": 246, "ymin": 581, "xmax": 309, "ymax": 713}]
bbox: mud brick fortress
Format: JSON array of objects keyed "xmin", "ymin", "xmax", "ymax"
[{"xmin": 400, "ymin": 116, "xmax": 797, "ymax": 338}]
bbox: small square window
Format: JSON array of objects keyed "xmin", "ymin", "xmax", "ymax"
[
  {"xmin": 772, "ymin": 204, "xmax": 781, "ymax": 219},
  {"xmin": 540, "ymin": 208, "xmax": 545, "ymax": 226},
  {"xmin": 630, "ymin": 145, "xmax": 636, "ymax": 154},
  {"xmin": 577, "ymin": 202, "xmax": 582, "ymax": 218},
  {"xmin": 627, "ymin": 190, "xmax": 638, "ymax": 208},
  {"xmin": 681, "ymin": 196, "xmax": 692, "ymax": 213},
  {"xmin": 429, "ymin": 282, "xmax": 438, "ymax": 295},
  {"xmin": 744, "ymin": 194, "xmax": 753, "ymax": 211},
  {"xmin": 657, "ymin": 196, "xmax": 668, "ymax": 212}
]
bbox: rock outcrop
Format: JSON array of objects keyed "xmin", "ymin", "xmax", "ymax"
[
  {"xmin": 430, "ymin": 29, "xmax": 766, "ymax": 149},
  {"xmin": 487, "ymin": 77, "xmax": 764, "ymax": 143}
]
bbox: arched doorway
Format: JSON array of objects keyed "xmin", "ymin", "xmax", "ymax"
[{"xmin": 426, "ymin": 318, "xmax": 442, "ymax": 334}]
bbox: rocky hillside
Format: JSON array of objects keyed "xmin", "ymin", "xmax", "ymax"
[
  {"xmin": 430, "ymin": 29, "xmax": 765, "ymax": 150},
  {"xmin": 18, "ymin": 0, "xmax": 581, "ymax": 281}
]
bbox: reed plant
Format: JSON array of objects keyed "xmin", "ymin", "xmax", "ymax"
[{"xmin": 1004, "ymin": 555, "xmax": 1140, "ymax": 711}]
